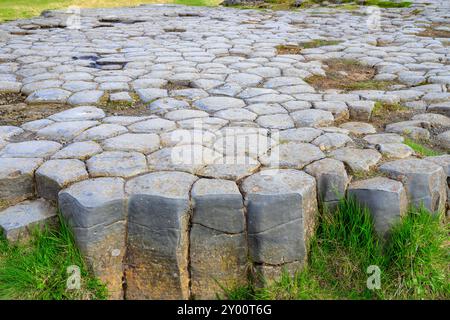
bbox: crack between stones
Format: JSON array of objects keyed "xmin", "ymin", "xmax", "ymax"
[
  {"xmin": 191, "ymin": 221, "xmax": 244, "ymax": 235},
  {"xmin": 248, "ymin": 217, "xmax": 302, "ymax": 235}
]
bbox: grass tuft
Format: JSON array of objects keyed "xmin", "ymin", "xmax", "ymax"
[
  {"xmin": 0, "ymin": 214, "xmax": 107, "ymax": 300},
  {"xmin": 223, "ymin": 198, "xmax": 449, "ymax": 300},
  {"xmin": 403, "ymin": 138, "xmax": 443, "ymax": 157}
]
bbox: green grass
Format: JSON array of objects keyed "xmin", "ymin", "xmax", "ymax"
[
  {"xmin": 224, "ymin": 197, "xmax": 450, "ymax": 300},
  {"xmin": 372, "ymin": 101, "xmax": 408, "ymax": 117},
  {"xmin": 0, "ymin": 215, "xmax": 107, "ymax": 300},
  {"xmin": 300, "ymin": 39, "xmax": 342, "ymax": 49},
  {"xmin": 403, "ymin": 138, "xmax": 443, "ymax": 157},
  {"xmin": 0, "ymin": 0, "xmax": 219, "ymax": 22}
]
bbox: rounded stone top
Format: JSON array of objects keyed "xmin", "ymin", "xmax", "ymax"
[
  {"xmin": 48, "ymin": 106, "xmax": 106, "ymax": 122},
  {"xmin": 125, "ymin": 171, "xmax": 198, "ymax": 199},
  {"xmin": 241, "ymin": 169, "xmax": 316, "ymax": 195},
  {"xmin": 379, "ymin": 158, "xmax": 444, "ymax": 175},
  {"xmin": 59, "ymin": 177, "xmax": 125, "ymax": 207},
  {"xmin": 349, "ymin": 177, "xmax": 404, "ymax": 193},
  {"xmin": 191, "ymin": 178, "xmax": 240, "ymax": 197}
]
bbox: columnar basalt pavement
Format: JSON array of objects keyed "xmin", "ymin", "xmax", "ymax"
[{"xmin": 0, "ymin": 1, "xmax": 449, "ymax": 299}]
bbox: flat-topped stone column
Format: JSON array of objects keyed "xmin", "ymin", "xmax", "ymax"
[
  {"xmin": 379, "ymin": 159, "xmax": 447, "ymax": 214},
  {"xmin": 348, "ymin": 177, "xmax": 408, "ymax": 237},
  {"xmin": 241, "ymin": 169, "xmax": 318, "ymax": 281},
  {"xmin": 125, "ymin": 171, "xmax": 198, "ymax": 300},
  {"xmin": 58, "ymin": 177, "xmax": 127, "ymax": 299},
  {"xmin": 190, "ymin": 178, "xmax": 248, "ymax": 299}
]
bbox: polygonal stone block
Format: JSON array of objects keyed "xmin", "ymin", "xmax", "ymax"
[
  {"xmin": 305, "ymin": 158, "xmax": 349, "ymax": 208},
  {"xmin": 36, "ymin": 159, "xmax": 89, "ymax": 201},
  {"xmin": 58, "ymin": 178, "xmax": 127, "ymax": 299},
  {"xmin": 0, "ymin": 140, "xmax": 62, "ymax": 158},
  {"xmin": 0, "ymin": 158, "xmax": 43, "ymax": 201},
  {"xmin": 125, "ymin": 172, "xmax": 198, "ymax": 299},
  {"xmin": 348, "ymin": 177, "xmax": 408, "ymax": 237},
  {"xmin": 241, "ymin": 169, "xmax": 318, "ymax": 280},
  {"xmin": 379, "ymin": 159, "xmax": 447, "ymax": 213},
  {"xmin": 86, "ymin": 151, "xmax": 148, "ymax": 178},
  {"xmin": 0, "ymin": 199, "xmax": 57, "ymax": 242},
  {"xmin": 190, "ymin": 179, "xmax": 247, "ymax": 299}
]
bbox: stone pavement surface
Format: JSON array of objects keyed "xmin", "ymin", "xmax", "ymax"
[{"xmin": 0, "ymin": 2, "xmax": 449, "ymax": 299}]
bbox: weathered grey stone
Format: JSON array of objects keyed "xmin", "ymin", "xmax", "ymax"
[
  {"xmin": 59, "ymin": 177, "xmax": 126, "ymax": 299},
  {"xmin": 0, "ymin": 158, "xmax": 43, "ymax": 201},
  {"xmin": 74, "ymin": 124, "xmax": 128, "ymax": 141},
  {"xmin": 340, "ymin": 122, "xmax": 376, "ymax": 136},
  {"xmin": 48, "ymin": 106, "xmax": 105, "ymax": 122},
  {"xmin": 312, "ymin": 133, "xmax": 353, "ymax": 151},
  {"xmin": 259, "ymin": 142, "xmax": 324, "ymax": 169},
  {"xmin": 51, "ymin": 141, "xmax": 102, "ymax": 160},
  {"xmin": 36, "ymin": 159, "xmax": 88, "ymax": 201},
  {"xmin": 67, "ymin": 90, "xmax": 105, "ymax": 105},
  {"xmin": 0, "ymin": 126, "xmax": 24, "ymax": 140},
  {"xmin": 411, "ymin": 113, "xmax": 450, "ymax": 127},
  {"xmin": 136, "ymin": 88, "xmax": 168, "ymax": 103},
  {"xmin": 363, "ymin": 133, "xmax": 404, "ymax": 145},
  {"xmin": 215, "ymin": 108, "xmax": 257, "ymax": 122},
  {"xmin": 227, "ymin": 72, "xmax": 262, "ymax": 87},
  {"xmin": 21, "ymin": 119, "xmax": 54, "ymax": 132},
  {"xmin": 347, "ymin": 101, "xmax": 375, "ymax": 121},
  {"xmin": 148, "ymin": 97, "xmax": 190, "ymax": 113},
  {"xmin": 165, "ymin": 109, "xmax": 209, "ymax": 121},
  {"xmin": 379, "ymin": 159, "xmax": 447, "ymax": 213},
  {"xmin": 279, "ymin": 128, "xmax": 323, "ymax": 143},
  {"xmin": 87, "ymin": 151, "xmax": 147, "ymax": 178},
  {"xmin": 314, "ymin": 101, "xmax": 349, "ymax": 121},
  {"xmin": 198, "ymin": 155, "xmax": 260, "ymax": 181},
  {"xmin": 305, "ymin": 158, "xmax": 349, "ymax": 207},
  {"xmin": 330, "ymin": 147, "xmax": 382, "ymax": 172},
  {"xmin": 128, "ymin": 118, "xmax": 176, "ymax": 133},
  {"xmin": 376, "ymin": 143, "xmax": 413, "ymax": 159},
  {"xmin": 256, "ymin": 114, "xmax": 294, "ymax": 129},
  {"xmin": 194, "ymin": 96, "xmax": 245, "ymax": 112},
  {"xmin": 0, "ymin": 81, "xmax": 21, "ymax": 93},
  {"xmin": 385, "ymin": 120, "xmax": 431, "ymax": 140},
  {"xmin": 242, "ymin": 169, "xmax": 317, "ymax": 278},
  {"xmin": 437, "ymin": 130, "xmax": 450, "ymax": 150},
  {"xmin": 36, "ymin": 121, "xmax": 100, "ymax": 141},
  {"xmin": 0, "ymin": 140, "xmax": 62, "ymax": 158},
  {"xmin": 147, "ymin": 145, "xmax": 220, "ymax": 174},
  {"xmin": 291, "ymin": 109, "xmax": 334, "ymax": 127},
  {"xmin": 25, "ymin": 88, "xmax": 71, "ymax": 104},
  {"xmin": 424, "ymin": 155, "xmax": 450, "ymax": 212},
  {"xmin": 190, "ymin": 179, "xmax": 247, "ymax": 299},
  {"xmin": 125, "ymin": 171, "xmax": 198, "ymax": 299},
  {"xmin": 348, "ymin": 177, "xmax": 408, "ymax": 237},
  {"xmin": 0, "ymin": 199, "xmax": 57, "ymax": 242},
  {"xmin": 102, "ymin": 133, "xmax": 160, "ymax": 154},
  {"xmin": 427, "ymin": 102, "xmax": 450, "ymax": 117}
]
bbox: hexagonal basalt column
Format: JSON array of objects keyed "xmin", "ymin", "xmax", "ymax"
[
  {"xmin": 379, "ymin": 159, "xmax": 447, "ymax": 213},
  {"xmin": 58, "ymin": 178, "xmax": 127, "ymax": 299},
  {"xmin": 348, "ymin": 177, "xmax": 408, "ymax": 237},
  {"xmin": 125, "ymin": 171, "xmax": 198, "ymax": 300},
  {"xmin": 241, "ymin": 169, "xmax": 318, "ymax": 281},
  {"xmin": 190, "ymin": 178, "xmax": 247, "ymax": 300},
  {"xmin": 0, "ymin": 158, "xmax": 43, "ymax": 201}
]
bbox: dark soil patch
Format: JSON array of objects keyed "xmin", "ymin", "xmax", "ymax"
[
  {"xmin": 0, "ymin": 103, "xmax": 74, "ymax": 126},
  {"xmin": 162, "ymin": 82, "xmax": 191, "ymax": 91},
  {"xmin": 416, "ymin": 23, "xmax": 450, "ymax": 38},
  {"xmin": 306, "ymin": 59, "xmax": 397, "ymax": 92},
  {"xmin": 0, "ymin": 92, "xmax": 26, "ymax": 105}
]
